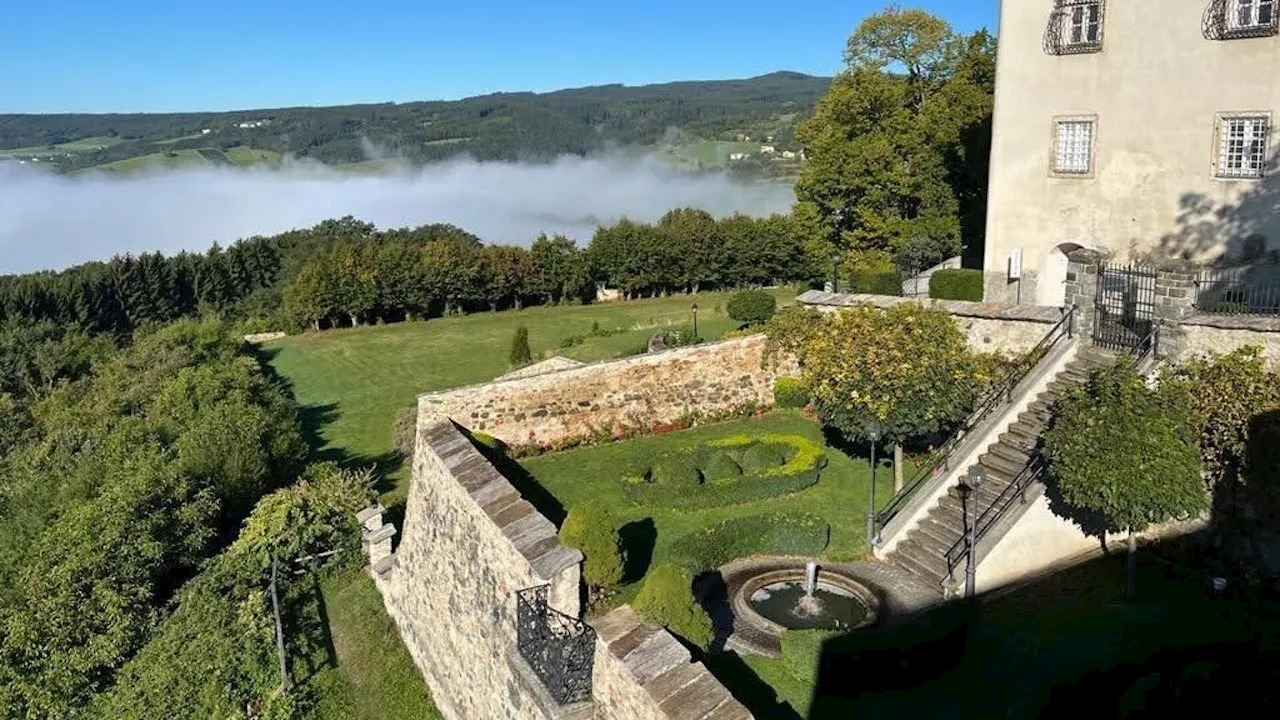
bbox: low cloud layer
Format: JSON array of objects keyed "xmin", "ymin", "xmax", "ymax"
[{"xmin": 0, "ymin": 154, "xmax": 794, "ymax": 274}]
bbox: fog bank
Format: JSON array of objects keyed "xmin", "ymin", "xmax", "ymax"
[{"xmin": 0, "ymin": 155, "xmax": 794, "ymax": 274}]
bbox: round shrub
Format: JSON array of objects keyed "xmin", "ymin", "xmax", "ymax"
[
  {"xmin": 632, "ymin": 564, "xmax": 713, "ymax": 648},
  {"xmin": 650, "ymin": 453, "xmax": 702, "ymax": 487},
  {"xmin": 726, "ymin": 290, "xmax": 778, "ymax": 326},
  {"xmin": 773, "ymin": 378, "xmax": 810, "ymax": 409},
  {"xmin": 699, "ymin": 451, "xmax": 742, "ymax": 484},
  {"xmin": 928, "ymin": 268, "xmax": 984, "ymax": 302},
  {"xmin": 668, "ymin": 512, "xmax": 831, "ymax": 573},
  {"xmin": 740, "ymin": 443, "xmax": 786, "ymax": 475},
  {"xmin": 559, "ymin": 499, "xmax": 624, "ymax": 589}
]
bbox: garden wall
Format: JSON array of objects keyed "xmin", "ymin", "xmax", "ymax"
[
  {"xmin": 1174, "ymin": 314, "xmax": 1280, "ymax": 363},
  {"xmin": 367, "ymin": 417, "xmax": 750, "ymax": 720},
  {"xmin": 797, "ymin": 290, "xmax": 1066, "ymax": 355},
  {"xmin": 418, "ymin": 335, "xmax": 793, "ymax": 448}
]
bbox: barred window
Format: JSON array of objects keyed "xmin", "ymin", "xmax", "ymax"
[
  {"xmin": 1067, "ymin": 1, "xmax": 1103, "ymax": 45},
  {"xmin": 1232, "ymin": 0, "xmax": 1275, "ymax": 29},
  {"xmin": 1054, "ymin": 120, "xmax": 1095, "ymax": 174},
  {"xmin": 1217, "ymin": 116, "xmax": 1269, "ymax": 179}
]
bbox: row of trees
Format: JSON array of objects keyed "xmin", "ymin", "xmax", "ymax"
[{"xmin": 284, "ymin": 210, "xmax": 813, "ymax": 330}]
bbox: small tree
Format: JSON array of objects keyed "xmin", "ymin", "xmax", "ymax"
[
  {"xmin": 1044, "ymin": 362, "xmax": 1206, "ymax": 596},
  {"xmin": 726, "ymin": 290, "xmax": 777, "ymax": 326},
  {"xmin": 558, "ymin": 500, "xmax": 624, "ymax": 591},
  {"xmin": 632, "ymin": 564, "xmax": 712, "ymax": 648},
  {"xmin": 766, "ymin": 303, "xmax": 982, "ymax": 490},
  {"xmin": 509, "ymin": 326, "xmax": 532, "ymax": 367}
]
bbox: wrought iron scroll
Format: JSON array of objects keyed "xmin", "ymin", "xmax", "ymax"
[
  {"xmin": 515, "ymin": 585, "xmax": 596, "ymax": 706},
  {"xmin": 1203, "ymin": 0, "xmax": 1279, "ymax": 40},
  {"xmin": 1045, "ymin": 0, "xmax": 1107, "ymax": 55}
]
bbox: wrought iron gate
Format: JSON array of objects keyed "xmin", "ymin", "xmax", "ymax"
[{"xmin": 1093, "ymin": 262, "xmax": 1156, "ymax": 351}]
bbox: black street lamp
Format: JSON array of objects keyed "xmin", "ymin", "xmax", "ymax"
[
  {"xmin": 691, "ymin": 303, "xmax": 699, "ymax": 339},
  {"xmin": 866, "ymin": 420, "xmax": 882, "ymax": 547},
  {"xmin": 831, "ymin": 209, "xmax": 845, "ymax": 293},
  {"xmin": 959, "ymin": 465, "xmax": 988, "ymax": 598}
]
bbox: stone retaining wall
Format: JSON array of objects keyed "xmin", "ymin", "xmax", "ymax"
[
  {"xmin": 797, "ymin": 290, "xmax": 1065, "ymax": 355},
  {"xmin": 418, "ymin": 335, "xmax": 791, "ymax": 448},
  {"xmin": 366, "ymin": 417, "xmax": 750, "ymax": 719},
  {"xmin": 1176, "ymin": 314, "xmax": 1280, "ymax": 363}
]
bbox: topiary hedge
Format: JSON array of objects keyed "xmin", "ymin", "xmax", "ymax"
[
  {"xmin": 928, "ymin": 268, "xmax": 984, "ymax": 301},
  {"xmin": 727, "ymin": 290, "xmax": 778, "ymax": 326},
  {"xmin": 559, "ymin": 499, "xmax": 624, "ymax": 589},
  {"xmin": 773, "ymin": 377, "xmax": 810, "ymax": 409},
  {"xmin": 667, "ymin": 512, "xmax": 831, "ymax": 574},
  {"xmin": 622, "ymin": 434, "xmax": 827, "ymax": 509},
  {"xmin": 781, "ymin": 629, "xmax": 840, "ymax": 685},
  {"xmin": 847, "ymin": 269, "xmax": 903, "ymax": 296},
  {"xmin": 632, "ymin": 564, "xmax": 713, "ymax": 648}
]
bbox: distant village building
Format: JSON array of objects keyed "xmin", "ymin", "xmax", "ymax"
[
  {"xmin": 781, "ymin": 150, "xmax": 796, "ymax": 159},
  {"xmin": 984, "ymin": 0, "xmax": 1280, "ymax": 306},
  {"xmin": 236, "ymin": 120, "xmax": 270, "ymax": 129},
  {"xmin": 729, "ymin": 152, "xmax": 749, "ymax": 161},
  {"xmin": 759, "ymin": 145, "xmax": 776, "ymax": 154}
]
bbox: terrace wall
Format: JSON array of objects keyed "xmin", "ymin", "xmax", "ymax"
[
  {"xmin": 365, "ymin": 417, "xmax": 750, "ymax": 720},
  {"xmin": 418, "ymin": 335, "xmax": 793, "ymax": 448}
]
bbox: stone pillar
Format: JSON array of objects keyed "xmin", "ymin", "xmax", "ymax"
[
  {"xmin": 1153, "ymin": 270, "xmax": 1196, "ymax": 361},
  {"xmin": 356, "ymin": 505, "xmax": 397, "ymax": 577},
  {"xmin": 1064, "ymin": 249, "xmax": 1103, "ymax": 340}
]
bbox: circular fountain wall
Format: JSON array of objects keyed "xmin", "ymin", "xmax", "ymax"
[{"xmin": 736, "ymin": 569, "xmax": 879, "ymax": 635}]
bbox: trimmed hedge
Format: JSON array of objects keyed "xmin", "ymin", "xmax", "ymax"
[
  {"xmin": 559, "ymin": 499, "xmax": 624, "ymax": 589},
  {"xmin": 622, "ymin": 434, "xmax": 827, "ymax": 509},
  {"xmin": 632, "ymin": 564, "xmax": 713, "ymax": 648},
  {"xmin": 699, "ymin": 450, "xmax": 742, "ymax": 484},
  {"xmin": 668, "ymin": 512, "xmax": 831, "ymax": 573},
  {"xmin": 928, "ymin": 268, "xmax": 983, "ymax": 302},
  {"xmin": 781, "ymin": 629, "xmax": 840, "ymax": 685},
  {"xmin": 847, "ymin": 269, "xmax": 903, "ymax": 296},
  {"xmin": 773, "ymin": 377, "xmax": 810, "ymax": 409},
  {"xmin": 727, "ymin": 290, "xmax": 778, "ymax": 326}
]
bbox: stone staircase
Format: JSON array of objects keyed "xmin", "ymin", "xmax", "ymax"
[{"xmin": 887, "ymin": 348, "xmax": 1115, "ymax": 590}]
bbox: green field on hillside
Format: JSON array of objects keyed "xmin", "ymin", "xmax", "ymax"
[
  {"xmin": 0, "ymin": 135, "xmax": 125, "ymax": 157},
  {"xmin": 265, "ymin": 288, "xmax": 796, "ymax": 506}
]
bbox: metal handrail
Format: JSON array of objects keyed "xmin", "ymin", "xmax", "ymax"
[
  {"xmin": 515, "ymin": 585, "xmax": 596, "ymax": 705},
  {"xmin": 874, "ymin": 305, "xmax": 1077, "ymax": 534}
]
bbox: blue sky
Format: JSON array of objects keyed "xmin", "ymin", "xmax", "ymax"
[{"xmin": 0, "ymin": 1, "xmax": 995, "ymax": 114}]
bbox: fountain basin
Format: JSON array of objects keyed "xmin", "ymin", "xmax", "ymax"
[{"xmin": 733, "ymin": 568, "xmax": 880, "ymax": 639}]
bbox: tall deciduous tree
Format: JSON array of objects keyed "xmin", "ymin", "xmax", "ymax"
[
  {"xmin": 1044, "ymin": 362, "xmax": 1206, "ymax": 596},
  {"xmin": 765, "ymin": 303, "xmax": 982, "ymax": 489},
  {"xmin": 530, "ymin": 233, "xmax": 589, "ymax": 304}
]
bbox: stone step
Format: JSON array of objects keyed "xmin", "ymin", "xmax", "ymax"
[
  {"xmin": 979, "ymin": 451, "xmax": 1029, "ymax": 479},
  {"xmin": 901, "ymin": 530, "xmax": 950, "ymax": 558},
  {"xmin": 913, "ymin": 516, "xmax": 964, "ymax": 547},
  {"xmin": 944, "ymin": 478, "xmax": 1009, "ymax": 506},
  {"xmin": 893, "ymin": 542, "xmax": 948, "ymax": 584},
  {"xmin": 1000, "ymin": 429, "xmax": 1040, "ymax": 452},
  {"xmin": 989, "ymin": 442, "xmax": 1033, "ymax": 466},
  {"xmin": 1007, "ymin": 420, "xmax": 1046, "ymax": 442}
]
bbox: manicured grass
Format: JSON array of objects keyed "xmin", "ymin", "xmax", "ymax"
[
  {"xmin": 90, "ymin": 149, "xmax": 208, "ymax": 173},
  {"xmin": 264, "ymin": 289, "xmax": 795, "ymax": 505},
  {"xmin": 304, "ymin": 569, "xmax": 442, "ymax": 720},
  {"xmin": 669, "ymin": 140, "xmax": 759, "ymax": 166},
  {"xmin": 225, "ymin": 144, "xmax": 282, "ymax": 166},
  {"xmin": 520, "ymin": 411, "xmax": 894, "ymax": 582}
]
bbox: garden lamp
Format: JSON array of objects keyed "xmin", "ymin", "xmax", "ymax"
[
  {"xmin": 691, "ymin": 303, "xmax": 698, "ymax": 338},
  {"xmin": 963, "ymin": 465, "xmax": 988, "ymax": 598},
  {"xmin": 866, "ymin": 420, "xmax": 882, "ymax": 547}
]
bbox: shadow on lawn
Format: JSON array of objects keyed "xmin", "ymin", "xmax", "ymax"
[{"xmin": 619, "ymin": 518, "xmax": 657, "ymax": 584}]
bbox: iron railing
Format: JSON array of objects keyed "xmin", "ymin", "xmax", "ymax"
[
  {"xmin": 874, "ymin": 306, "xmax": 1077, "ymax": 536},
  {"xmin": 1093, "ymin": 262, "xmax": 1157, "ymax": 352},
  {"xmin": 1203, "ymin": 0, "xmax": 1279, "ymax": 40},
  {"xmin": 943, "ymin": 323, "xmax": 1161, "ymax": 578},
  {"xmin": 1193, "ymin": 268, "xmax": 1280, "ymax": 315},
  {"xmin": 515, "ymin": 585, "xmax": 596, "ymax": 705},
  {"xmin": 1044, "ymin": 0, "xmax": 1106, "ymax": 55}
]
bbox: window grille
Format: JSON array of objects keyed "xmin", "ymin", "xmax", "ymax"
[
  {"xmin": 1204, "ymin": 0, "xmax": 1279, "ymax": 39},
  {"xmin": 1054, "ymin": 120, "xmax": 1095, "ymax": 174},
  {"xmin": 1046, "ymin": 0, "xmax": 1106, "ymax": 54},
  {"xmin": 1217, "ymin": 116, "xmax": 1269, "ymax": 179}
]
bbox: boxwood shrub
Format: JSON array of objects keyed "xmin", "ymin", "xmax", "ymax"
[
  {"xmin": 848, "ymin": 269, "xmax": 903, "ymax": 296},
  {"xmin": 668, "ymin": 512, "xmax": 831, "ymax": 573},
  {"xmin": 727, "ymin": 290, "xmax": 778, "ymax": 326},
  {"xmin": 773, "ymin": 377, "xmax": 810, "ymax": 409},
  {"xmin": 632, "ymin": 564, "xmax": 713, "ymax": 648},
  {"xmin": 622, "ymin": 434, "xmax": 827, "ymax": 509},
  {"xmin": 928, "ymin": 268, "xmax": 984, "ymax": 302}
]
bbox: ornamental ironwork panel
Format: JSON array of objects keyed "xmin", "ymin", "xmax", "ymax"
[
  {"xmin": 515, "ymin": 585, "xmax": 596, "ymax": 706},
  {"xmin": 1045, "ymin": 0, "xmax": 1107, "ymax": 55},
  {"xmin": 1204, "ymin": 0, "xmax": 1279, "ymax": 40},
  {"xmin": 1194, "ymin": 267, "xmax": 1280, "ymax": 315},
  {"xmin": 1093, "ymin": 262, "xmax": 1156, "ymax": 352}
]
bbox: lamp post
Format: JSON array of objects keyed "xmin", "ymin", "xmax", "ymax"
[
  {"xmin": 866, "ymin": 420, "xmax": 882, "ymax": 547},
  {"xmin": 961, "ymin": 465, "xmax": 987, "ymax": 598},
  {"xmin": 691, "ymin": 302, "xmax": 699, "ymax": 339},
  {"xmin": 831, "ymin": 209, "xmax": 845, "ymax": 293}
]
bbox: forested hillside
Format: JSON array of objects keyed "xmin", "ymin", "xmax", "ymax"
[{"xmin": 0, "ymin": 72, "xmax": 829, "ymax": 173}]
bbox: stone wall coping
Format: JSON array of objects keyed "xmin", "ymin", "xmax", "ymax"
[
  {"xmin": 495, "ymin": 356, "xmax": 587, "ymax": 382},
  {"xmin": 1182, "ymin": 312, "xmax": 1280, "ymax": 332},
  {"xmin": 797, "ymin": 290, "xmax": 1064, "ymax": 324},
  {"xmin": 590, "ymin": 605, "xmax": 753, "ymax": 720},
  {"xmin": 418, "ymin": 334, "xmax": 766, "ymax": 401},
  {"xmin": 419, "ymin": 419, "xmax": 583, "ymax": 578}
]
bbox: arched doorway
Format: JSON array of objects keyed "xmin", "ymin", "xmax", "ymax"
[{"xmin": 1036, "ymin": 242, "xmax": 1084, "ymax": 307}]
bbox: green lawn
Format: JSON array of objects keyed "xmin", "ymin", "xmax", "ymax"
[
  {"xmin": 0, "ymin": 135, "xmax": 124, "ymax": 157},
  {"xmin": 668, "ymin": 140, "xmax": 760, "ymax": 167},
  {"xmin": 225, "ymin": 144, "xmax": 282, "ymax": 166},
  {"xmin": 89, "ymin": 149, "xmax": 208, "ymax": 173},
  {"xmin": 264, "ymin": 289, "xmax": 796, "ymax": 506}
]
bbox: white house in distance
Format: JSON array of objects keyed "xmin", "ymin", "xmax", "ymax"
[{"xmin": 983, "ymin": 0, "xmax": 1280, "ymax": 306}]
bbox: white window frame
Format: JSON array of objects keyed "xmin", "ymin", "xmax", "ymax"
[
  {"xmin": 1215, "ymin": 113, "xmax": 1271, "ymax": 180},
  {"xmin": 1229, "ymin": 0, "xmax": 1276, "ymax": 30},
  {"xmin": 1051, "ymin": 116, "xmax": 1097, "ymax": 177},
  {"xmin": 1064, "ymin": 1, "xmax": 1104, "ymax": 47}
]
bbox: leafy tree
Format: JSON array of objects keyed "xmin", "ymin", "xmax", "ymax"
[
  {"xmin": 530, "ymin": 233, "xmax": 589, "ymax": 304},
  {"xmin": 558, "ymin": 500, "xmax": 624, "ymax": 591},
  {"xmin": 658, "ymin": 208, "xmax": 724, "ymax": 292},
  {"xmin": 481, "ymin": 245, "xmax": 534, "ymax": 311},
  {"xmin": 766, "ymin": 303, "xmax": 981, "ymax": 490},
  {"xmin": 509, "ymin": 326, "xmax": 532, "ymax": 367},
  {"xmin": 420, "ymin": 236, "xmax": 483, "ymax": 315},
  {"xmin": 1044, "ymin": 362, "xmax": 1207, "ymax": 596},
  {"xmin": 726, "ymin": 290, "xmax": 778, "ymax": 326},
  {"xmin": 632, "ymin": 564, "xmax": 713, "ymax": 648}
]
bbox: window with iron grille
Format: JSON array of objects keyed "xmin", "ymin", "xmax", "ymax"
[
  {"xmin": 1054, "ymin": 119, "xmax": 1095, "ymax": 175},
  {"xmin": 1232, "ymin": 0, "xmax": 1275, "ymax": 29},
  {"xmin": 1047, "ymin": 0, "xmax": 1105, "ymax": 54},
  {"xmin": 1206, "ymin": 0, "xmax": 1280, "ymax": 39},
  {"xmin": 1217, "ymin": 116, "xmax": 1269, "ymax": 179}
]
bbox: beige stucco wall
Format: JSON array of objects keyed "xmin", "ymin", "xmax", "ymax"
[
  {"xmin": 984, "ymin": 0, "xmax": 1280, "ymax": 305},
  {"xmin": 1178, "ymin": 316, "xmax": 1280, "ymax": 362}
]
